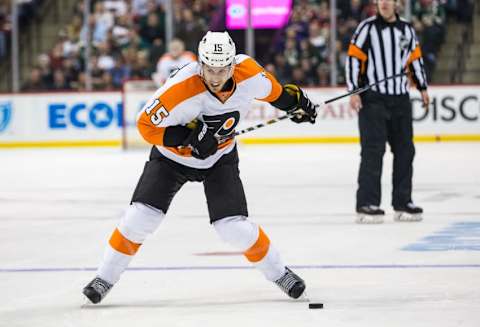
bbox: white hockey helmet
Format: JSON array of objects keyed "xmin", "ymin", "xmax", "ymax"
[{"xmin": 198, "ymin": 31, "xmax": 236, "ymax": 68}]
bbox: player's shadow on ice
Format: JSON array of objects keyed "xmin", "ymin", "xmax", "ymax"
[{"xmin": 81, "ymin": 297, "xmax": 307, "ymax": 309}]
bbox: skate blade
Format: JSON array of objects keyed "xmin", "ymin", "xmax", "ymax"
[
  {"xmin": 81, "ymin": 298, "xmax": 94, "ymax": 308},
  {"xmin": 356, "ymin": 214, "xmax": 384, "ymax": 224},
  {"xmin": 297, "ymin": 290, "xmax": 310, "ymax": 302},
  {"xmin": 394, "ymin": 212, "xmax": 423, "ymax": 222}
]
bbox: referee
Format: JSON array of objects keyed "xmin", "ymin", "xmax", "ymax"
[{"xmin": 346, "ymin": 0, "xmax": 430, "ymax": 224}]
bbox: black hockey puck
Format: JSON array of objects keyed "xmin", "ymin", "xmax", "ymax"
[{"xmin": 308, "ymin": 303, "xmax": 323, "ymax": 309}]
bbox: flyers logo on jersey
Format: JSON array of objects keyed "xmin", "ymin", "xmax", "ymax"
[
  {"xmin": 203, "ymin": 111, "xmax": 240, "ymax": 137},
  {"xmin": 144, "ymin": 98, "xmax": 169, "ymax": 126},
  {"xmin": 223, "ymin": 117, "xmax": 236, "ymax": 130}
]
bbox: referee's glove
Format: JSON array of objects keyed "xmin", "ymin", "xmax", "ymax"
[
  {"xmin": 184, "ymin": 121, "xmax": 218, "ymax": 159},
  {"xmin": 284, "ymin": 84, "xmax": 317, "ymax": 124}
]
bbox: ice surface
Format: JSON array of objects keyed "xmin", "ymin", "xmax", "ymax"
[{"xmin": 1, "ymin": 143, "xmax": 479, "ymax": 327}]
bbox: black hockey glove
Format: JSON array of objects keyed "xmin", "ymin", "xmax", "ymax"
[
  {"xmin": 284, "ymin": 84, "xmax": 317, "ymax": 124},
  {"xmin": 183, "ymin": 120, "xmax": 218, "ymax": 159}
]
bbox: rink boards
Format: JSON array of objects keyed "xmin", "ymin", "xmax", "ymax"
[{"xmin": 0, "ymin": 86, "xmax": 479, "ymax": 147}]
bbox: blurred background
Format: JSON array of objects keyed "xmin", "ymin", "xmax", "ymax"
[
  {"xmin": 0, "ymin": 0, "xmax": 477, "ymax": 93},
  {"xmin": 0, "ymin": 0, "xmax": 479, "ymax": 148}
]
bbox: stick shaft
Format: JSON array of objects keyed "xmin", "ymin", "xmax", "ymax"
[
  {"xmin": 324, "ymin": 73, "xmax": 405, "ymax": 104},
  {"xmin": 219, "ymin": 73, "xmax": 404, "ymax": 141}
]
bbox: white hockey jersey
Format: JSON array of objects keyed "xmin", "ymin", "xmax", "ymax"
[
  {"xmin": 137, "ymin": 54, "xmax": 283, "ymax": 169},
  {"xmin": 152, "ymin": 51, "xmax": 197, "ymax": 86}
]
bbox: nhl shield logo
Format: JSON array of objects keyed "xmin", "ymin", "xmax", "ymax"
[
  {"xmin": 0, "ymin": 102, "xmax": 12, "ymax": 132},
  {"xmin": 399, "ymin": 35, "xmax": 409, "ymax": 51}
]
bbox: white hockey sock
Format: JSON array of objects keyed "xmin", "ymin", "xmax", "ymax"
[
  {"xmin": 96, "ymin": 246, "xmax": 133, "ymax": 284},
  {"xmin": 254, "ymin": 244, "xmax": 286, "ymax": 282},
  {"xmin": 96, "ymin": 202, "xmax": 165, "ymax": 284},
  {"xmin": 213, "ymin": 216, "xmax": 286, "ymax": 282}
]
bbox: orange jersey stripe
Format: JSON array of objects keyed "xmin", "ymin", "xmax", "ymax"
[
  {"xmin": 234, "ymin": 57, "xmax": 263, "ymax": 83},
  {"xmin": 137, "ymin": 115, "xmax": 166, "ymax": 145},
  {"xmin": 163, "ymin": 137, "xmax": 234, "ymax": 157},
  {"xmin": 137, "ymin": 75, "xmax": 207, "ymax": 146},
  {"xmin": 407, "ymin": 45, "xmax": 422, "ymax": 66},
  {"xmin": 160, "ymin": 75, "xmax": 206, "ymax": 110},
  {"xmin": 244, "ymin": 227, "xmax": 270, "ymax": 262},
  {"xmin": 234, "ymin": 58, "xmax": 282, "ymax": 102},
  {"xmin": 258, "ymin": 71, "xmax": 282, "ymax": 102},
  {"xmin": 165, "ymin": 145, "xmax": 193, "ymax": 156},
  {"xmin": 218, "ymin": 138, "xmax": 234, "ymax": 150},
  {"xmin": 109, "ymin": 228, "xmax": 141, "ymax": 256}
]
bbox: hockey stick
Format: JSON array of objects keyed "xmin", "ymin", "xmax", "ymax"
[{"xmin": 218, "ymin": 73, "xmax": 405, "ymax": 141}]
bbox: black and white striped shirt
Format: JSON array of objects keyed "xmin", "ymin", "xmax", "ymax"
[{"xmin": 345, "ymin": 14, "xmax": 428, "ymax": 95}]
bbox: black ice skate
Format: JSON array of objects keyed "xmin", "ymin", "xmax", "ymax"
[
  {"xmin": 82, "ymin": 277, "xmax": 113, "ymax": 304},
  {"xmin": 274, "ymin": 267, "xmax": 306, "ymax": 299},
  {"xmin": 356, "ymin": 205, "xmax": 385, "ymax": 224},
  {"xmin": 394, "ymin": 203, "xmax": 423, "ymax": 222}
]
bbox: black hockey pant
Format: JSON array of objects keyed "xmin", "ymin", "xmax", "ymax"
[{"xmin": 356, "ymin": 91, "xmax": 416, "ymax": 210}]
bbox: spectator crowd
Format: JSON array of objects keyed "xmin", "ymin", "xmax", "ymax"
[
  {"xmin": 22, "ymin": 0, "xmax": 218, "ymax": 91},
  {"xmin": 1, "ymin": 0, "xmax": 46, "ymax": 60},
  {"xmin": 265, "ymin": 0, "xmax": 472, "ymax": 86},
  {"xmin": 16, "ymin": 0, "xmax": 473, "ymax": 91}
]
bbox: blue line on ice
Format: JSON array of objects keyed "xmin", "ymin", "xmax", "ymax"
[{"xmin": 1, "ymin": 264, "xmax": 480, "ymax": 273}]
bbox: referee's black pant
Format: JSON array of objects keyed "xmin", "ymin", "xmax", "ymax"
[{"xmin": 356, "ymin": 91, "xmax": 415, "ymax": 210}]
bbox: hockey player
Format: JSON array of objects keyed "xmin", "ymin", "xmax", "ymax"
[
  {"xmin": 83, "ymin": 31, "xmax": 317, "ymax": 304},
  {"xmin": 152, "ymin": 38, "xmax": 196, "ymax": 87}
]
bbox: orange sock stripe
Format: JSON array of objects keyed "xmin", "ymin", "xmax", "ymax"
[
  {"xmin": 109, "ymin": 228, "xmax": 141, "ymax": 255},
  {"xmin": 244, "ymin": 227, "xmax": 270, "ymax": 263}
]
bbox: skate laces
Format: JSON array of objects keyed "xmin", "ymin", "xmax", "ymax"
[
  {"xmin": 275, "ymin": 268, "xmax": 299, "ymax": 294},
  {"xmin": 90, "ymin": 277, "xmax": 112, "ymax": 294}
]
